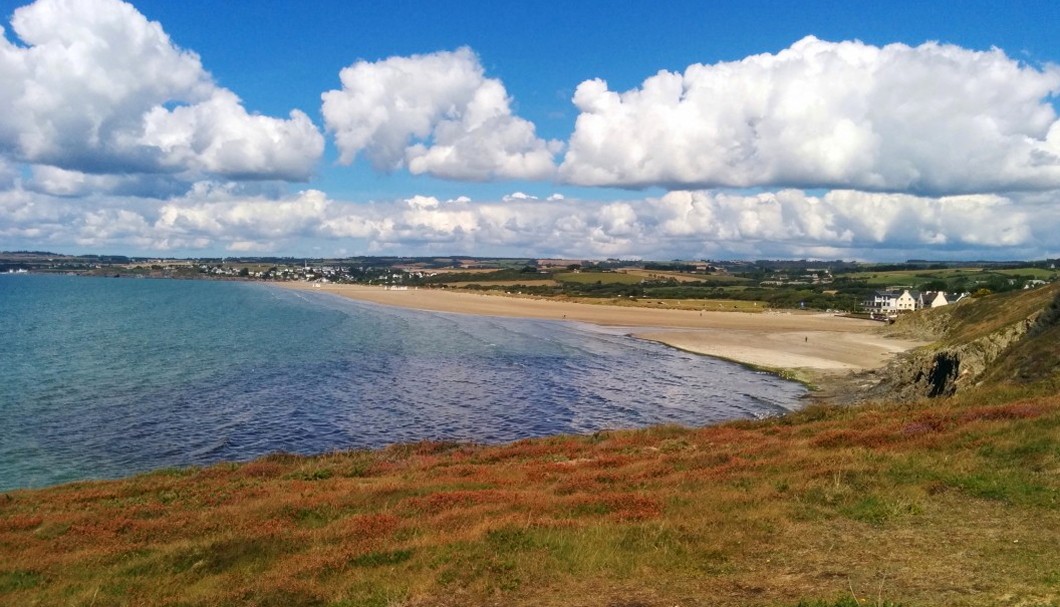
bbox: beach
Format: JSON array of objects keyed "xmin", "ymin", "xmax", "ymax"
[{"xmin": 277, "ymin": 283, "xmax": 925, "ymax": 386}]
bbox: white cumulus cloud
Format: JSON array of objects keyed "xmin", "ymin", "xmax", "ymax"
[
  {"xmin": 321, "ymin": 47, "xmax": 560, "ymax": 181},
  {"xmin": 560, "ymin": 36, "xmax": 1060, "ymax": 195},
  {"xmin": 0, "ymin": 0, "xmax": 323, "ymax": 182},
  {"xmin": 1, "ymin": 185, "xmax": 1057, "ymax": 260},
  {"xmin": 155, "ymin": 188, "xmax": 331, "ymax": 242},
  {"xmin": 502, "ymin": 192, "xmax": 538, "ymax": 201},
  {"xmin": 651, "ymin": 189, "xmax": 1034, "ymax": 253}
]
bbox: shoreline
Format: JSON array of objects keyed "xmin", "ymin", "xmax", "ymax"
[{"xmin": 275, "ymin": 282, "xmax": 927, "ymax": 395}]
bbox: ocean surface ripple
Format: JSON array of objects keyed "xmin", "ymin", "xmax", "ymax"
[{"xmin": 0, "ymin": 275, "xmax": 805, "ymax": 490}]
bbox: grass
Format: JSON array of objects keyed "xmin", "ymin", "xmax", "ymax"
[
  {"xmin": 3, "ymin": 387, "xmax": 1059, "ymax": 606},
  {"xmin": 846, "ymin": 266, "xmax": 1056, "ymax": 288},
  {"xmin": 553, "ymin": 271, "xmax": 644, "ymax": 285},
  {"xmin": 886, "ymin": 282, "xmax": 1060, "ymax": 347},
  {"xmin": 620, "ymin": 269, "xmax": 750, "ymax": 284},
  {"xmin": 940, "ymin": 283, "xmax": 1060, "ymax": 345},
  {"xmin": 847, "ymin": 268, "xmax": 985, "ymax": 287}
]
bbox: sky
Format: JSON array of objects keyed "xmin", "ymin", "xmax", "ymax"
[{"xmin": 1, "ymin": 0, "xmax": 1059, "ymax": 261}]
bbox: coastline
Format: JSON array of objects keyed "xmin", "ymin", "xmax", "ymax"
[{"xmin": 275, "ymin": 282, "xmax": 926, "ymax": 394}]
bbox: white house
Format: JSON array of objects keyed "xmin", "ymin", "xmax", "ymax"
[
  {"xmin": 864, "ymin": 289, "xmax": 923, "ymax": 315},
  {"xmin": 923, "ymin": 291, "xmax": 949, "ymax": 308},
  {"xmin": 866, "ymin": 291, "xmax": 896, "ymax": 314},
  {"xmin": 894, "ymin": 289, "xmax": 921, "ymax": 312}
]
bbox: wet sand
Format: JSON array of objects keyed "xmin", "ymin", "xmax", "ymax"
[{"xmin": 276, "ymin": 283, "xmax": 925, "ymax": 385}]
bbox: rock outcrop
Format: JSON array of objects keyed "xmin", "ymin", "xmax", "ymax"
[{"xmin": 861, "ymin": 312, "xmax": 1040, "ymax": 402}]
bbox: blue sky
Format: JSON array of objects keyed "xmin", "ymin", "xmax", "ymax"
[{"xmin": 1, "ymin": 0, "xmax": 1059, "ymax": 260}]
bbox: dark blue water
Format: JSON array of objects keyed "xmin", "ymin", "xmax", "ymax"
[{"xmin": 0, "ymin": 274, "xmax": 805, "ymax": 490}]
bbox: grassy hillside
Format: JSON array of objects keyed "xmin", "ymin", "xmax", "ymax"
[
  {"xmin": 940, "ymin": 284, "xmax": 1060, "ymax": 347},
  {"xmin": 3, "ymin": 287, "xmax": 1060, "ymax": 607},
  {"xmin": 982, "ymin": 289, "xmax": 1060, "ymax": 386},
  {"xmin": 887, "ymin": 283, "xmax": 1060, "ymax": 346}
]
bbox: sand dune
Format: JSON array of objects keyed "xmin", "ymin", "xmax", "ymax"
[{"xmin": 276, "ymin": 283, "xmax": 926, "ymax": 379}]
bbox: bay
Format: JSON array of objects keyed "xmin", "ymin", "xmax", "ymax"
[{"xmin": 0, "ymin": 274, "xmax": 805, "ymax": 490}]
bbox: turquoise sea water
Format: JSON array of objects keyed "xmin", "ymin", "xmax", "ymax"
[{"xmin": 0, "ymin": 274, "xmax": 805, "ymax": 490}]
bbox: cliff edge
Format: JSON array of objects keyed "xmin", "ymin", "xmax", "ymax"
[{"xmin": 831, "ymin": 282, "xmax": 1060, "ymax": 403}]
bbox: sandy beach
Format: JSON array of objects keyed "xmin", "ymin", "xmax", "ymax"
[{"xmin": 277, "ymin": 283, "xmax": 926, "ymax": 385}]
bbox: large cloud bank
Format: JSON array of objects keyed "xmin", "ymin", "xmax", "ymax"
[
  {"xmin": 0, "ymin": 0, "xmax": 323, "ymax": 182},
  {"xmin": 560, "ymin": 36, "xmax": 1060, "ymax": 194},
  {"xmin": 322, "ymin": 47, "xmax": 561, "ymax": 181},
  {"xmin": 4, "ymin": 185, "xmax": 1055, "ymax": 260}
]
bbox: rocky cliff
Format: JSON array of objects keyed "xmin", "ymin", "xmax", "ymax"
[
  {"xmin": 847, "ymin": 284, "xmax": 1060, "ymax": 403},
  {"xmin": 863, "ymin": 313, "xmax": 1039, "ymax": 401}
]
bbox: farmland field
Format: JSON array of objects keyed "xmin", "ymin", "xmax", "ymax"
[
  {"xmin": 620, "ymin": 269, "xmax": 750, "ymax": 284},
  {"xmin": 845, "ymin": 267, "xmax": 1057, "ymax": 287},
  {"xmin": 553, "ymin": 272, "xmax": 644, "ymax": 285}
]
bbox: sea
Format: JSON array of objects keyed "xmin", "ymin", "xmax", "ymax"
[{"xmin": 0, "ymin": 274, "xmax": 805, "ymax": 491}]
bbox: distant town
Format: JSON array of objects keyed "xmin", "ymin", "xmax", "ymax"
[{"xmin": 3, "ymin": 250, "xmax": 1057, "ymax": 318}]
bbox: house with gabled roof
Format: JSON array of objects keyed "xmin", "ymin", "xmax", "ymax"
[
  {"xmin": 864, "ymin": 288, "xmax": 922, "ymax": 316},
  {"xmin": 923, "ymin": 291, "xmax": 949, "ymax": 308}
]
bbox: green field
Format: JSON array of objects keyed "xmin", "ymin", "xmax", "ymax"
[
  {"xmin": 846, "ymin": 267, "xmax": 1057, "ymax": 288},
  {"xmin": 621, "ymin": 269, "xmax": 751, "ymax": 284},
  {"xmin": 849, "ymin": 268, "xmax": 979, "ymax": 286},
  {"xmin": 552, "ymin": 271, "xmax": 644, "ymax": 285},
  {"xmin": 994, "ymin": 267, "xmax": 1057, "ymax": 279}
]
